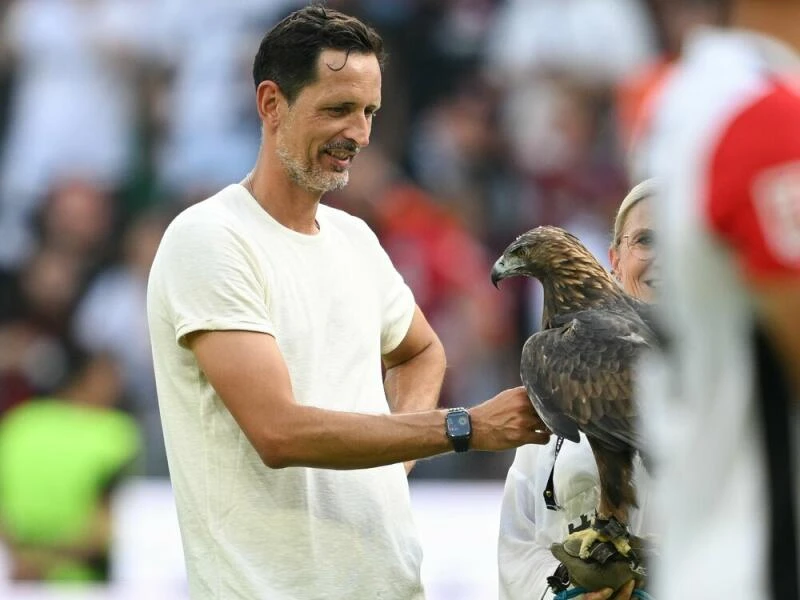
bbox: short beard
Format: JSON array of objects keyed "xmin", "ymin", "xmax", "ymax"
[{"xmin": 276, "ymin": 138, "xmax": 349, "ymax": 195}]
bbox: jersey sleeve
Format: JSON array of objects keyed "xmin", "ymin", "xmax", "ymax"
[
  {"xmin": 153, "ymin": 213, "xmax": 275, "ymax": 346},
  {"xmin": 705, "ymin": 82, "xmax": 800, "ymax": 281}
]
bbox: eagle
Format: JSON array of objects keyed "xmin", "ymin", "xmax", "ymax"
[{"xmin": 491, "ymin": 226, "xmax": 655, "ymax": 560}]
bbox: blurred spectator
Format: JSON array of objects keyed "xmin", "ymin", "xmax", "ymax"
[
  {"xmin": 0, "ymin": 352, "xmax": 141, "ymax": 582},
  {"xmin": 617, "ymin": 0, "xmax": 728, "ymax": 164},
  {"xmin": 72, "ymin": 209, "xmax": 172, "ymax": 476},
  {"xmin": 0, "ymin": 1, "xmax": 14, "ymax": 143},
  {"xmin": 485, "ymin": 0, "xmax": 656, "ymax": 88},
  {"xmin": 500, "ymin": 76, "xmax": 628, "ymax": 221},
  {"xmin": 35, "ymin": 179, "xmax": 117, "ymax": 268},
  {"xmin": 0, "ymin": 245, "xmax": 86, "ymax": 415},
  {"xmin": 409, "ymin": 77, "xmax": 510, "ymax": 241},
  {"xmin": 483, "ymin": 0, "xmax": 656, "ymax": 242},
  {"xmin": 0, "ymin": 0, "xmax": 151, "ymax": 269},
  {"xmin": 148, "ymin": 0, "xmax": 305, "ymax": 205},
  {"xmin": 400, "ymin": 0, "xmax": 497, "ymax": 121},
  {"xmin": 0, "ymin": 177, "xmax": 119, "ymax": 417}
]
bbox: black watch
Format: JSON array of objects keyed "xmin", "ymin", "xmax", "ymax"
[{"xmin": 445, "ymin": 408, "xmax": 472, "ymax": 453}]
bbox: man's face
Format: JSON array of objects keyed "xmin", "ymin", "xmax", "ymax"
[{"xmin": 275, "ymin": 49, "xmax": 381, "ymax": 194}]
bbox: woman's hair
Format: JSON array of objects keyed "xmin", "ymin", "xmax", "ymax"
[{"xmin": 611, "ymin": 179, "xmax": 657, "ymax": 249}]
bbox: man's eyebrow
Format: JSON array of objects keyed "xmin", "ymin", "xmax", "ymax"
[{"xmin": 324, "ymin": 101, "xmax": 380, "ymax": 111}]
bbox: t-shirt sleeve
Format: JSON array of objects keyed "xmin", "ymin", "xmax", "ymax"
[
  {"xmin": 705, "ymin": 83, "xmax": 800, "ymax": 282},
  {"xmin": 155, "ymin": 213, "xmax": 275, "ymax": 346},
  {"xmin": 358, "ymin": 223, "xmax": 415, "ymax": 355}
]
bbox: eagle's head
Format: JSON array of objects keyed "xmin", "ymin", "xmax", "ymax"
[
  {"xmin": 491, "ymin": 226, "xmax": 606, "ymax": 284},
  {"xmin": 491, "ymin": 226, "xmax": 622, "ymax": 318}
]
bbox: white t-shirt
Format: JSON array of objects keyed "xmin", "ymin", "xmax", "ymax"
[
  {"xmin": 498, "ymin": 435, "xmax": 653, "ymax": 599},
  {"xmin": 147, "ymin": 184, "xmax": 423, "ymax": 599}
]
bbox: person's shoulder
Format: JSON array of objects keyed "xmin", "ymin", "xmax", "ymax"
[
  {"xmin": 151, "ymin": 186, "xmax": 254, "ymax": 283},
  {"xmin": 642, "ymin": 32, "xmax": 785, "ymax": 173},
  {"xmin": 710, "ymin": 78, "xmax": 800, "ymax": 170},
  {"xmin": 0, "ymin": 399, "xmax": 58, "ymax": 429},
  {"xmin": 733, "ymin": 78, "xmax": 800, "ymax": 125},
  {"xmin": 676, "ymin": 31, "xmax": 794, "ymax": 118},
  {"xmin": 319, "ymin": 203, "xmax": 379, "ymax": 241},
  {"xmin": 169, "ymin": 185, "xmax": 244, "ymax": 227},
  {"xmin": 161, "ymin": 185, "xmax": 250, "ymax": 244},
  {"xmin": 318, "ymin": 202, "xmax": 369, "ymax": 228}
]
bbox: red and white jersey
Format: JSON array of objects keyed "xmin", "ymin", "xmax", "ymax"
[{"xmin": 635, "ymin": 29, "xmax": 800, "ymax": 599}]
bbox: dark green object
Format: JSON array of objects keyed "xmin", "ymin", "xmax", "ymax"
[{"xmin": 550, "ymin": 534, "xmax": 654, "ymax": 595}]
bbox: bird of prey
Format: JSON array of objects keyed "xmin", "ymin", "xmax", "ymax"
[{"xmin": 491, "ymin": 226, "xmax": 655, "ymax": 560}]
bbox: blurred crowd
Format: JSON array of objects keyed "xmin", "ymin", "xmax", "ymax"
[{"xmin": 0, "ymin": 0, "xmax": 686, "ymax": 583}]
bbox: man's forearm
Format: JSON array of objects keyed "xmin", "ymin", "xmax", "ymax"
[
  {"xmin": 246, "ymin": 385, "xmax": 545, "ymax": 470},
  {"xmin": 266, "ymin": 344, "xmax": 448, "ymax": 471},
  {"xmin": 257, "ymin": 406, "xmax": 453, "ymax": 469},
  {"xmin": 384, "ymin": 338, "xmax": 446, "ymax": 413}
]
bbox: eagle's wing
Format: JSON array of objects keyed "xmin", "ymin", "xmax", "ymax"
[
  {"xmin": 520, "ymin": 310, "xmax": 651, "ymax": 452},
  {"xmin": 626, "ymin": 295, "xmax": 672, "ymax": 351}
]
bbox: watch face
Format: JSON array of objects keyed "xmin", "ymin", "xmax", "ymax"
[{"xmin": 447, "ymin": 412, "xmax": 471, "ymax": 437}]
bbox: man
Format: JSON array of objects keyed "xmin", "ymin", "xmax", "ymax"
[
  {"xmin": 634, "ymin": 0, "xmax": 800, "ymax": 597},
  {"xmin": 146, "ymin": 6, "xmax": 550, "ymax": 599}
]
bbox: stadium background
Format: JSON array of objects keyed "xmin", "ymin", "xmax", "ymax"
[{"xmin": 0, "ymin": 0, "xmax": 687, "ymax": 597}]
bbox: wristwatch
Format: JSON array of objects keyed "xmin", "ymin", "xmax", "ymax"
[{"xmin": 445, "ymin": 408, "xmax": 472, "ymax": 453}]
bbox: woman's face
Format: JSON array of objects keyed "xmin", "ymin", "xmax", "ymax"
[{"xmin": 609, "ymin": 198, "xmax": 659, "ymax": 303}]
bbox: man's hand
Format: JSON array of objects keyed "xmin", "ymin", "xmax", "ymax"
[{"xmin": 469, "ymin": 386, "xmax": 551, "ymax": 451}]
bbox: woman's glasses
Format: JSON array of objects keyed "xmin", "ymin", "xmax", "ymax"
[{"xmin": 622, "ymin": 230, "xmax": 655, "ymax": 261}]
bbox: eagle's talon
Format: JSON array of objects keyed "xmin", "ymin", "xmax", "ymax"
[
  {"xmin": 612, "ymin": 536, "xmax": 632, "ymax": 557},
  {"xmin": 579, "ymin": 537, "xmax": 596, "ymax": 560},
  {"xmin": 563, "ymin": 527, "xmax": 603, "ymax": 559},
  {"xmin": 564, "ymin": 515, "xmax": 633, "ymax": 560}
]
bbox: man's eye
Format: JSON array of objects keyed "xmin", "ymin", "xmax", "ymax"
[{"xmin": 327, "ymin": 107, "xmax": 347, "ymax": 116}]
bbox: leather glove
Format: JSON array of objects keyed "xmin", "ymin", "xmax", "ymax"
[{"xmin": 550, "ymin": 534, "xmax": 653, "ymax": 595}]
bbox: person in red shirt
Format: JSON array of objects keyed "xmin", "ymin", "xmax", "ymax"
[{"xmin": 634, "ymin": 1, "xmax": 800, "ymax": 598}]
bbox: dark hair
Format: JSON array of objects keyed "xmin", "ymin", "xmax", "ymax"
[{"xmin": 253, "ymin": 4, "xmax": 386, "ymax": 104}]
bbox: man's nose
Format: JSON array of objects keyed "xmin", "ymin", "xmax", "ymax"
[{"xmin": 345, "ymin": 113, "xmax": 371, "ymax": 148}]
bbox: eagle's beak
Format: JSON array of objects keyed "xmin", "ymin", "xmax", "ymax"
[{"xmin": 491, "ymin": 257, "xmax": 506, "ymax": 288}]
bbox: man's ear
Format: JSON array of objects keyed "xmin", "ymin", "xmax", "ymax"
[{"xmin": 256, "ymin": 81, "xmax": 284, "ymax": 132}]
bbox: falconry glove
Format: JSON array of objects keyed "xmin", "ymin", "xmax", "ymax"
[{"xmin": 549, "ymin": 531, "xmax": 653, "ymax": 597}]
